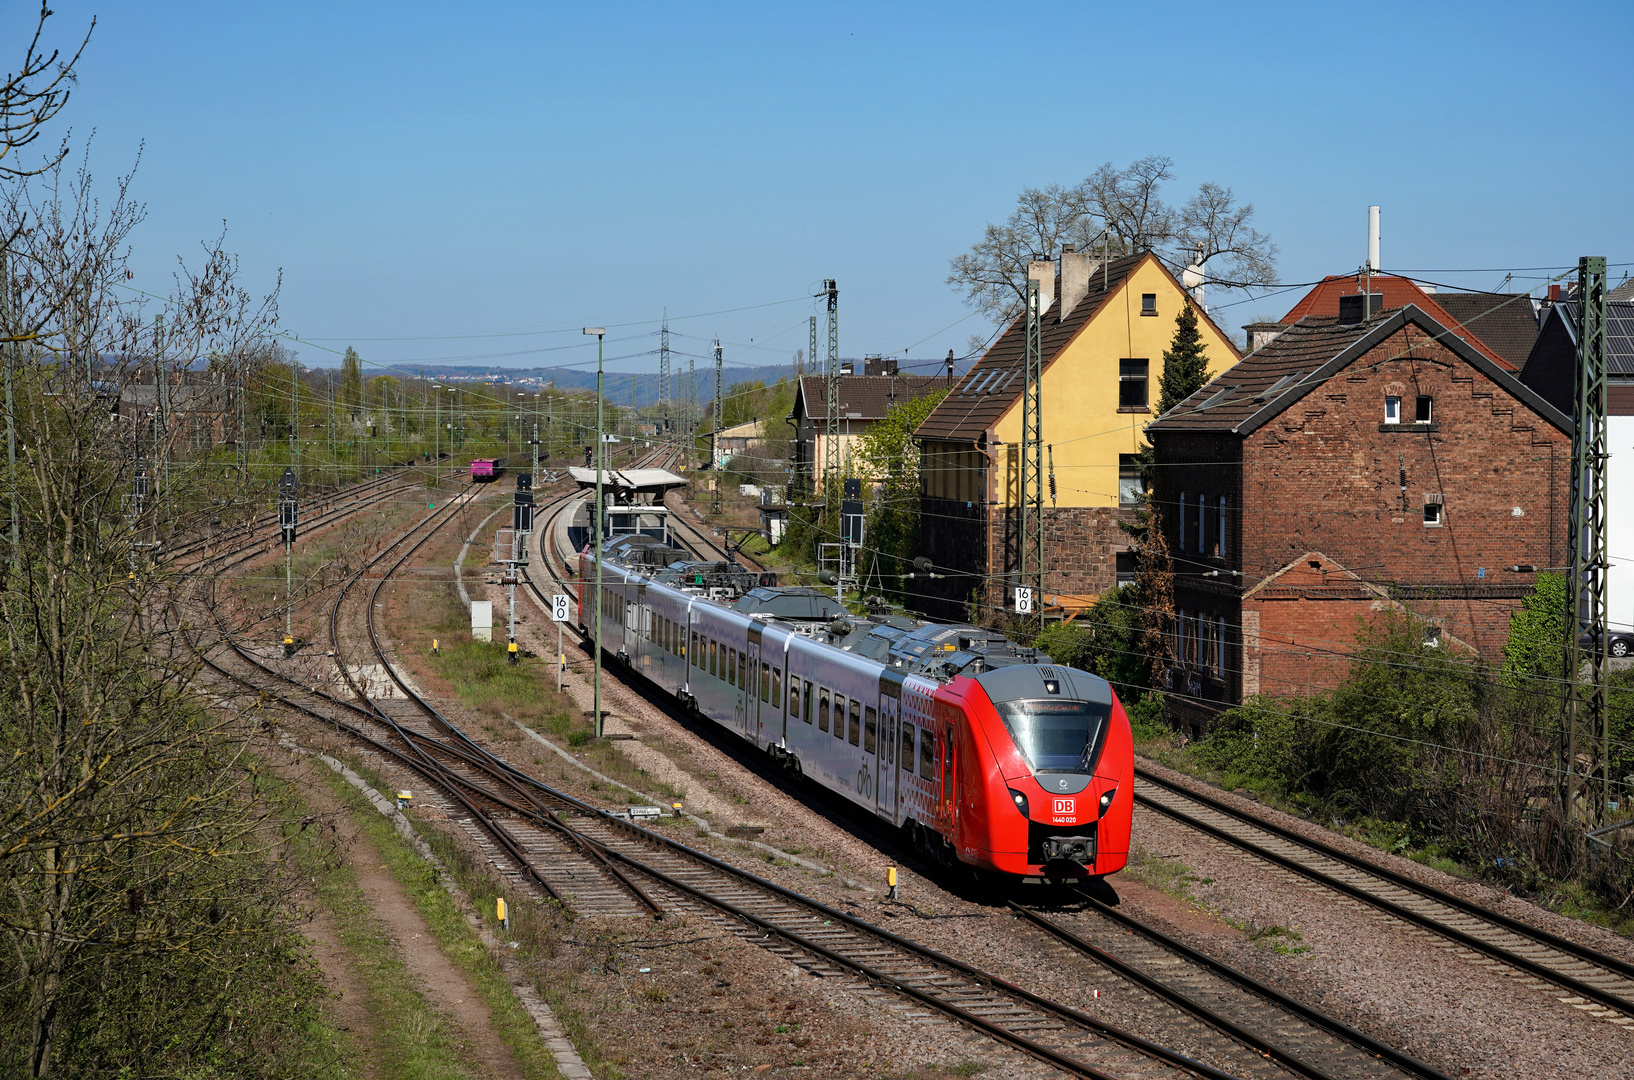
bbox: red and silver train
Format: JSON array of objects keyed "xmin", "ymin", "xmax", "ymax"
[{"xmin": 578, "ymin": 536, "xmax": 1133, "ymax": 881}]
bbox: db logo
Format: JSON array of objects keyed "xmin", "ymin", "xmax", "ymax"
[{"xmin": 1052, "ymin": 798, "xmax": 1075, "ymax": 815}]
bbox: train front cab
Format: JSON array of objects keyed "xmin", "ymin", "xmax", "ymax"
[{"xmin": 935, "ymin": 666, "xmax": 1131, "ymax": 880}]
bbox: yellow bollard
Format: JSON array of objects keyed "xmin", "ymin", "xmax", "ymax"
[
  {"xmin": 508, "ymin": 640, "xmax": 519, "ymax": 665},
  {"xmin": 672, "ymin": 802, "xmax": 684, "ymax": 818},
  {"xmin": 496, "ymin": 896, "xmax": 508, "ymax": 931},
  {"xmin": 432, "ymin": 638, "xmax": 439, "ymax": 655},
  {"xmin": 886, "ymin": 866, "xmax": 898, "ymax": 901}
]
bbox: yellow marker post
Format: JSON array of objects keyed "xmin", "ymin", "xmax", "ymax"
[
  {"xmin": 432, "ymin": 638, "xmax": 440, "ymax": 655},
  {"xmin": 508, "ymin": 640, "xmax": 519, "ymax": 665},
  {"xmin": 496, "ymin": 896, "xmax": 508, "ymax": 931},
  {"xmin": 672, "ymin": 802, "xmax": 684, "ymax": 818},
  {"xmin": 886, "ymin": 866, "xmax": 899, "ymax": 901}
]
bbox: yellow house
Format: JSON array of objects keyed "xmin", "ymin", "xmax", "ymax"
[{"xmin": 913, "ymin": 250, "xmax": 1238, "ymax": 621}]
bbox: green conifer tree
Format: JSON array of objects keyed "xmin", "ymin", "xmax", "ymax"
[{"xmin": 1156, "ymin": 299, "xmax": 1211, "ymax": 416}]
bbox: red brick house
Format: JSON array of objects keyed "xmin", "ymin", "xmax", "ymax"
[{"xmin": 1146, "ymin": 304, "xmax": 1572, "ymax": 735}]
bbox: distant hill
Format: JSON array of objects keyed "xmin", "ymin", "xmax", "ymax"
[{"xmin": 397, "ymin": 358, "xmax": 969, "ymax": 408}]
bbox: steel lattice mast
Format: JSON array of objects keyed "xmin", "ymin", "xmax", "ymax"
[
  {"xmin": 712, "ymin": 337, "xmax": 723, "ymax": 515},
  {"xmin": 1019, "ymin": 277, "xmax": 1045, "ymax": 625},
  {"xmin": 822, "ymin": 280, "xmax": 840, "ymax": 505},
  {"xmin": 1565, "ymin": 255, "xmax": 1609, "ymax": 830},
  {"xmin": 659, "ymin": 308, "xmax": 670, "ymax": 421}
]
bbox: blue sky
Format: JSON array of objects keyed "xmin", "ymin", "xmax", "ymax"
[{"xmin": 21, "ymin": 2, "xmax": 1634, "ymax": 377}]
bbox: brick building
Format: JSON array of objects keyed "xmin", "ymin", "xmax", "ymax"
[
  {"xmin": 788, "ymin": 368, "xmax": 952, "ymax": 488},
  {"xmin": 1146, "ymin": 304, "xmax": 1571, "ymax": 735},
  {"xmin": 913, "ymin": 251, "xmax": 1238, "ymax": 622}
]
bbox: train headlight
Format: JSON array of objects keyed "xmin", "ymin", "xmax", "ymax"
[
  {"xmin": 1008, "ymin": 789, "xmax": 1029, "ymax": 818},
  {"xmin": 1098, "ymin": 787, "xmax": 1117, "ymax": 816}
]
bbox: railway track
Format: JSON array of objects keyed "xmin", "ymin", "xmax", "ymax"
[
  {"xmin": 1009, "ymin": 898, "xmax": 1450, "ymax": 1080},
  {"xmin": 1134, "ymin": 769, "xmax": 1634, "ymax": 1027},
  {"xmin": 179, "ymin": 453, "xmax": 1483, "ymax": 1080}
]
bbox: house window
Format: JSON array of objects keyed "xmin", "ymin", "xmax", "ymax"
[
  {"xmin": 1115, "ymin": 551, "xmax": 1137, "ymax": 587},
  {"xmin": 1384, "ymin": 396, "xmax": 1401, "ymax": 424},
  {"xmin": 1178, "ymin": 609, "xmax": 1190, "ymax": 664},
  {"xmin": 1424, "ymin": 494, "xmax": 1444, "ymax": 527},
  {"xmin": 1119, "ymin": 359, "xmax": 1149, "ymax": 409},
  {"xmin": 1217, "ymin": 615, "xmax": 1227, "ymax": 675},
  {"xmin": 1118, "ymin": 454, "xmax": 1143, "ymax": 506},
  {"xmin": 1141, "ymin": 293, "xmax": 1157, "ymax": 316},
  {"xmin": 1415, "ymin": 395, "xmax": 1434, "ymax": 423},
  {"xmin": 1196, "ymin": 492, "xmax": 1207, "ymax": 555},
  {"xmin": 1200, "ymin": 615, "xmax": 1214, "ymax": 675},
  {"xmin": 1178, "ymin": 491, "xmax": 1189, "ymax": 552},
  {"xmin": 1423, "ymin": 626, "xmax": 1442, "ymax": 648},
  {"xmin": 1217, "ymin": 495, "xmax": 1228, "ymax": 559}
]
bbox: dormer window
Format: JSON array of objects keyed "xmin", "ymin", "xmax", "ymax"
[
  {"xmin": 1415, "ymin": 395, "xmax": 1434, "ymax": 423},
  {"xmin": 1384, "ymin": 395, "xmax": 1401, "ymax": 424}
]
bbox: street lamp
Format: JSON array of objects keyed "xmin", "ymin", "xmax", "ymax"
[{"xmin": 585, "ymin": 326, "xmax": 606, "ymax": 738}]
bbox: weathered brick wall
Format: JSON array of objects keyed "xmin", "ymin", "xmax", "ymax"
[
  {"xmin": 1154, "ymin": 323, "xmax": 1571, "ymax": 728},
  {"xmin": 983, "ymin": 505, "xmax": 1131, "ymax": 616}
]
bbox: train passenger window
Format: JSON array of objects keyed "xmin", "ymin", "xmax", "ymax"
[
  {"xmin": 901, "ymin": 723, "xmax": 914, "ymax": 767},
  {"xmin": 739, "ymin": 652, "xmax": 747, "ymax": 690},
  {"xmin": 864, "ymin": 707, "xmax": 877, "ymax": 754},
  {"xmin": 728, "ymin": 649, "xmax": 737, "ymax": 686},
  {"xmin": 710, "ymin": 640, "xmax": 718, "ymax": 676},
  {"xmin": 849, "ymin": 700, "xmax": 861, "ymax": 746},
  {"xmin": 771, "ymin": 668, "xmax": 780, "ymax": 708},
  {"xmin": 802, "ymin": 680, "xmax": 813, "ymax": 724},
  {"xmin": 790, "ymin": 678, "xmax": 802, "ymax": 721},
  {"xmin": 885, "ymin": 717, "xmax": 893, "ymax": 764},
  {"xmin": 691, "ymin": 631, "xmax": 699, "ymax": 665},
  {"xmin": 920, "ymin": 728, "xmax": 935, "ymax": 780},
  {"xmin": 762, "ymin": 663, "xmax": 773, "ymax": 703},
  {"xmin": 818, "ymin": 689, "xmax": 830, "ymax": 732}
]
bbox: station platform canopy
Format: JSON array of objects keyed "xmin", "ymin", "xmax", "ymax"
[{"xmin": 567, "ymin": 466, "xmax": 690, "ymax": 494}]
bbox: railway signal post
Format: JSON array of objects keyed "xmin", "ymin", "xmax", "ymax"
[
  {"xmin": 551, "ymin": 592, "xmax": 570, "ymax": 691},
  {"xmin": 506, "ymin": 473, "xmax": 534, "ymax": 664},
  {"xmin": 278, "ymin": 467, "xmax": 298, "ymax": 657}
]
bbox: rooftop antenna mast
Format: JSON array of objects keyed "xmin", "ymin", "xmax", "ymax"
[{"xmin": 1362, "ymin": 205, "xmax": 1381, "ymax": 318}]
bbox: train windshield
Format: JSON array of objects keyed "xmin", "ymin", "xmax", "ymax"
[{"xmin": 995, "ymin": 699, "xmax": 1110, "ymax": 773}]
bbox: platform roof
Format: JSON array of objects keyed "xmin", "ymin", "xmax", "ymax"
[{"xmin": 567, "ymin": 466, "xmax": 690, "ymax": 491}]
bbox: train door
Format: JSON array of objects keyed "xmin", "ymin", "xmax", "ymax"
[
  {"xmin": 875, "ymin": 672, "xmax": 904, "ymax": 822},
  {"xmin": 741, "ymin": 623, "xmax": 764, "ymax": 742},
  {"xmin": 938, "ymin": 713, "xmax": 957, "ymax": 837}
]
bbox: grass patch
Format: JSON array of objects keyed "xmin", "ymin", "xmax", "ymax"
[
  {"xmin": 314, "ymin": 761, "xmax": 567, "ymax": 1080},
  {"xmin": 1123, "ymin": 845, "xmax": 1204, "ymax": 902},
  {"xmin": 1247, "ymin": 924, "xmax": 1310, "ymax": 955}
]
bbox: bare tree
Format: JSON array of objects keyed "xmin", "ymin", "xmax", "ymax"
[
  {"xmin": 0, "ymin": 154, "xmax": 305, "ymax": 1078},
  {"xmin": 947, "ymin": 156, "xmax": 1278, "ymax": 324},
  {"xmin": 0, "ymin": 5, "xmax": 92, "ymax": 181}
]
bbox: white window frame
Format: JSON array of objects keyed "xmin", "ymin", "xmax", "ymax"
[
  {"xmin": 1197, "ymin": 492, "xmax": 1207, "ymax": 554},
  {"xmin": 1384, "ymin": 395, "xmax": 1401, "ymax": 424},
  {"xmin": 1178, "ymin": 491, "xmax": 1189, "ymax": 552},
  {"xmin": 1217, "ymin": 495, "xmax": 1228, "ymax": 559}
]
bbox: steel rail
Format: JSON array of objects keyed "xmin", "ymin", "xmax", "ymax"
[
  {"xmin": 1134, "ymin": 774, "xmax": 1634, "ymax": 1018},
  {"xmin": 1010, "ymin": 899, "xmax": 1452, "ymax": 1080}
]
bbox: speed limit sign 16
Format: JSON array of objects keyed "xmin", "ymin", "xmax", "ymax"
[
  {"xmin": 1013, "ymin": 587, "xmax": 1034, "ymax": 614},
  {"xmin": 550, "ymin": 594, "xmax": 571, "ymax": 622}
]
